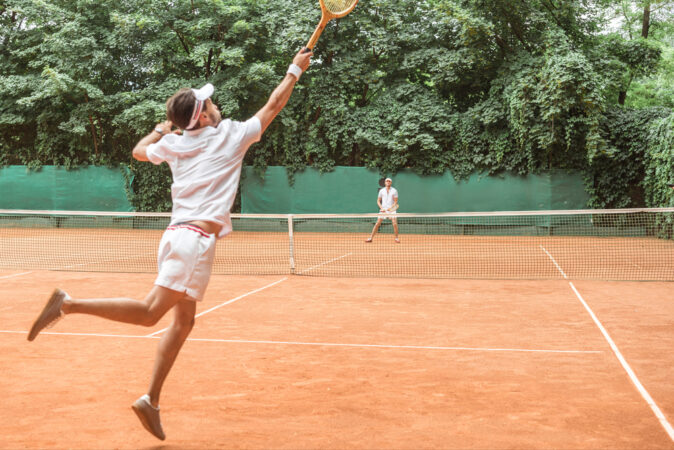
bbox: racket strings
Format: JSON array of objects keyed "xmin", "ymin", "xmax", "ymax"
[{"xmin": 323, "ymin": 0, "xmax": 357, "ymax": 14}]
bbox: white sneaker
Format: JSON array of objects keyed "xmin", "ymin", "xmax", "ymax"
[
  {"xmin": 132, "ymin": 394, "xmax": 165, "ymax": 440},
  {"xmin": 27, "ymin": 289, "xmax": 68, "ymax": 341}
]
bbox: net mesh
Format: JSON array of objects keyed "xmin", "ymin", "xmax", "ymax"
[
  {"xmin": 323, "ymin": 0, "xmax": 357, "ymax": 15},
  {"xmin": 1, "ymin": 209, "xmax": 673, "ymax": 280}
]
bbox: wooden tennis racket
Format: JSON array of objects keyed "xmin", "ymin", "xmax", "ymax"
[{"xmin": 305, "ymin": 0, "xmax": 359, "ymax": 51}]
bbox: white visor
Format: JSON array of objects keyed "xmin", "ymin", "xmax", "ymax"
[
  {"xmin": 186, "ymin": 83, "xmax": 215, "ymax": 130},
  {"xmin": 385, "ymin": 177, "xmax": 392, "ymax": 182}
]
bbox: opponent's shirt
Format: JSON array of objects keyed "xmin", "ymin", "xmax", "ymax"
[
  {"xmin": 378, "ymin": 187, "xmax": 398, "ymax": 211},
  {"xmin": 146, "ymin": 117, "xmax": 261, "ymax": 238}
]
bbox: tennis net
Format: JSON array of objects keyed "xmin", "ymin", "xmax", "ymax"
[{"xmin": 1, "ymin": 208, "xmax": 672, "ymax": 280}]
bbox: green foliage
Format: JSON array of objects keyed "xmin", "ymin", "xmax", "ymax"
[
  {"xmin": 0, "ymin": 0, "xmax": 672, "ymax": 212},
  {"xmin": 595, "ymin": 34, "xmax": 662, "ymax": 100},
  {"xmin": 643, "ymin": 110, "xmax": 674, "ymax": 238},
  {"xmin": 125, "ymin": 161, "xmax": 172, "ymax": 212},
  {"xmin": 626, "ymin": 45, "xmax": 674, "ymax": 108},
  {"xmin": 643, "ymin": 111, "xmax": 674, "ymax": 207},
  {"xmin": 585, "ymin": 107, "xmax": 669, "ymax": 209},
  {"xmin": 600, "ymin": 0, "xmax": 674, "ymax": 107}
]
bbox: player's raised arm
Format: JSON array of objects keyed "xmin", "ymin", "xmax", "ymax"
[
  {"xmin": 132, "ymin": 121, "xmax": 175, "ymax": 161},
  {"xmin": 255, "ymin": 49, "xmax": 312, "ymax": 134}
]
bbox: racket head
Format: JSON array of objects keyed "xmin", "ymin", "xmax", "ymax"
[
  {"xmin": 306, "ymin": 0, "xmax": 358, "ymax": 50},
  {"xmin": 321, "ymin": 0, "xmax": 359, "ymax": 19},
  {"xmin": 378, "ymin": 178, "xmax": 386, "ymax": 188}
]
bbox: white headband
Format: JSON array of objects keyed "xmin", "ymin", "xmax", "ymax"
[{"xmin": 186, "ymin": 83, "xmax": 214, "ymax": 130}]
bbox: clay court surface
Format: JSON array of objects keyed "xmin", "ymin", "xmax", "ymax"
[{"xmin": 1, "ymin": 269, "xmax": 673, "ymax": 449}]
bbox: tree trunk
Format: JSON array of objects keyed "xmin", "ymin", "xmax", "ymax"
[
  {"xmin": 618, "ymin": 91, "xmax": 626, "ymax": 105},
  {"xmin": 641, "ymin": 2, "xmax": 650, "ymax": 39}
]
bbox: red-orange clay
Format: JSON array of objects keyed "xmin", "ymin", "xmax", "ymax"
[{"xmin": 1, "ymin": 270, "xmax": 672, "ymax": 449}]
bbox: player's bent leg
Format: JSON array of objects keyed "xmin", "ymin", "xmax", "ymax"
[
  {"xmin": 29, "ymin": 285, "xmax": 185, "ymax": 340},
  {"xmin": 56, "ymin": 285, "xmax": 184, "ymax": 327},
  {"xmin": 140, "ymin": 285, "xmax": 188, "ymax": 327},
  {"xmin": 134, "ymin": 299, "xmax": 195, "ymax": 440},
  {"xmin": 147, "ymin": 298, "xmax": 196, "ymax": 402}
]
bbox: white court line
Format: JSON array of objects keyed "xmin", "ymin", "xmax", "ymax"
[
  {"xmin": 145, "ymin": 277, "xmax": 288, "ymax": 337},
  {"xmin": 0, "ymin": 330, "xmax": 148, "ymax": 339},
  {"xmin": 568, "ymin": 282, "xmax": 674, "ymax": 441},
  {"xmin": 0, "ymin": 330, "xmax": 601, "ymax": 354},
  {"xmin": 539, "ymin": 245, "xmax": 568, "ymax": 279},
  {"xmin": 0, "ymin": 271, "xmax": 33, "ymax": 280},
  {"xmin": 297, "ymin": 253, "xmax": 352, "ymax": 275},
  {"xmin": 541, "ymin": 246, "xmax": 674, "ymax": 441},
  {"xmin": 56, "ymin": 255, "xmax": 137, "ymax": 271},
  {"xmin": 179, "ymin": 338, "xmax": 602, "ymax": 354},
  {"xmin": 148, "ymin": 251, "xmax": 353, "ymax": 337}
]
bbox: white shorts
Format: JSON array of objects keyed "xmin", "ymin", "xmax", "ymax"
[
  {"xmin": 155, "ymin": 224, "xmax": 216, "ymax": 301},
  {"xmin": 378, "ymin": 211, "xmax": 397, "ymax": 221}
]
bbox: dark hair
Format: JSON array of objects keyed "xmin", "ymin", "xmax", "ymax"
[{"xmin": 166, "ymin": 88, "xmax": 195, "ymax": 129}]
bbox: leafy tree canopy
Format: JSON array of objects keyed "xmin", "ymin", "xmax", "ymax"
[{"xmin": 0, "ymin": 0, "xmax": 672, "ymax": 210}]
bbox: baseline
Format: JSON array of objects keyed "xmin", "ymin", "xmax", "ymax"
[{"xmin": 0, "ymin": 330, "xmax": 602, "ymax": 354}]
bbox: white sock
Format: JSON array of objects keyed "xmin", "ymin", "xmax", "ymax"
[{"xmin": 140, "ymin": 394, "xmax": 160, "ymax": 411}]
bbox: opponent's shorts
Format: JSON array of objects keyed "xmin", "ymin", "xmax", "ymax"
[
  {"xmin": 155, "ymin": 224, "xmax": 216, "ymax": 301},
  {"xmin": 378, "ymin": 210, "xmax": 397, "ymax": 221}
]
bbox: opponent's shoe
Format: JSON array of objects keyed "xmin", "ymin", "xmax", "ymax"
[
  {"xmin": 132, "ymin": 394, "xmax": 166, "ymax": 440},
  {"xmin": 27, "ymin": 289, "xmax": 68, "ymax": 341}
]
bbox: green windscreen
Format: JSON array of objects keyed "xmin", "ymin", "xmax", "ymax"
[
  {"xmin": 241, "ymin": 167, "xmax": 588, "ymax": 214},
  {"xmin": 0, "ymin": 166, "xmax": 133, "ymax": 211}
]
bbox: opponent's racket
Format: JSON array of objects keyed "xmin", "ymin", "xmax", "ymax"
[{"xmin": 305, "ymin": 0, "xmax": 359, "ymax": 51}]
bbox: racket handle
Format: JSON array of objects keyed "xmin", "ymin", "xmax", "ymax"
[{"xmin": 306, "ymin": 20, "xmax": 326, "ymax": 52}]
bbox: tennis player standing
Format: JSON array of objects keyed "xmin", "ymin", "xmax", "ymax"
[
  {"xmin": 26, "ymin": 48, "xmax": 312, "ymax": 441},
  {"xmin": 365, "ymin": 177, "xmax": 400, "ymax": 243}
]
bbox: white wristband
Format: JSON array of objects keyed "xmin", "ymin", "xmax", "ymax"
[{"xmin": 287, "ymin": 64, "xmax": 302, "ymax": 80}]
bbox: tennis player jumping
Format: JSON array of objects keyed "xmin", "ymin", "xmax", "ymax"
[{"xmin": 27, "ymin": 47, "xmax": 312, "ymax": 441}]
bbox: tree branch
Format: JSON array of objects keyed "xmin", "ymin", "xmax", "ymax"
[
  {"xmin": 641, "ymin": 2, "xmax": 650, "ymax": 39},
  {"xmin": 84, "ymin": 93, "xmax": 99, "ymax": 157},
  {"xmin": 621, "ymin": 2, "xmax": 633, "ymax": 40},
  {"xmin": 500, "ymin": 8, "xmax": 531, "ymax": 52},
  {"xmin": 167, "ymin": 23, "xmax": 190, "ymax": 55},
  {"xmin": 541, "ymin": 0, "xmax": 564, "ymax": 29},
  {"xmin": 206, "ymin": 48, "xmax": 213, "ymax": 78},
  {"xmin": 493, "ymin": 32, "xmax": 511, "ymax": 53}
]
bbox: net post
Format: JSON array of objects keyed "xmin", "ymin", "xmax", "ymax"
[{"xmin": 288, "ymin": 214, "xmax": 295, "ymax": 274}]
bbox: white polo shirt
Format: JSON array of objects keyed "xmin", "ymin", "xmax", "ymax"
[
  {"xmin": 378, "ymin": 187, "xmax": 398, "ymax": 210},
  {"xmin": 146, "ymin": 117, "xmax": 261, "ymax": 238}
]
